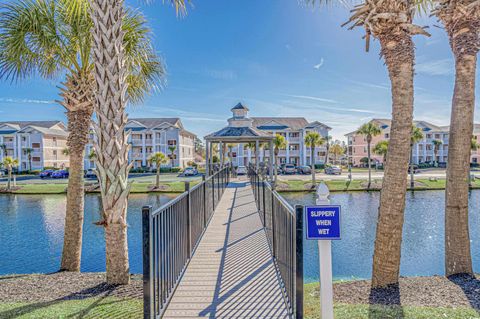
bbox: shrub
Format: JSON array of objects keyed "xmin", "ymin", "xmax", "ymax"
[{"xmin": 314, "ymin": 164, "xmax": 325, "ymax": 169}]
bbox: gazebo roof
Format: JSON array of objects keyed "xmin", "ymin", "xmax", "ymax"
[
  {"xmin": 205, "ymin": 126, "xmax": 273, "ymax": 142},
  {"xmin": 231, "ymin": 102, "xmax": 249, "ymax": 111}
]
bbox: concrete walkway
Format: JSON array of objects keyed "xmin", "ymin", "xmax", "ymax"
[{"xmin": 163, "ymin": 180, "xmax": 290, "ymax": 319}]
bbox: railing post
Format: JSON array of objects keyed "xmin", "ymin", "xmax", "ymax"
[
  {"xmin": 202, "ymin": 175, "xmax": 207, "ymax": 227},
  {"xmin": 262, "ymin": 179, "xmax": 266, "ymax": 227},
  {"xmin": 295, "ymin": 205, "xmax": 304, "ymax": 319},
  {"xmin": 142, "ymin": 205, "xmax": 153, "ymax": 319},
  {"xmin": 271, "ymin": 190, "xmax": 276, "ymax": 258},
  {"xmin": 185, "ymin": 182, "xmax": 191, "ymax": 256},
  {"xmin": 212, "ymin": 172, "xmax": 215, "ymax": 209}
]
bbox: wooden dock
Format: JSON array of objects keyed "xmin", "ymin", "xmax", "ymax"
[{"xmin": 163, "ymin": 179, "xmax": 291, "ymax": 318}]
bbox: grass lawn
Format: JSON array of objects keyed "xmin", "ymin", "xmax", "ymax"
[
  {"xmin": 0, "ymin": 297, "xmax": 142, "ymax": 319},
  {"xmin": 304, "ymin": 283, "xmax": 478, "ymax": 319}
]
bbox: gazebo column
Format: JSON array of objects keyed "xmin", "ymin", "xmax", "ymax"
[
  {"xmin": 255, "ymin": 140, "xmax": 260, "ymax": 170},
  {"xmin": 219, "ymin": 141, "xmax": 224, "ymax": 166},
  {"xmin": 205, "ymin": 140, "xmax": 210, "ymax": 176},
  {"xmin": 269, "ymin": 140, "xmax": 274, "ymax": 182}
]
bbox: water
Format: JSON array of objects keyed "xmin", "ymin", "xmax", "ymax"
[
  {"xmin": 0, "ymin": 193, "xmax": 176, "ymax": 275},
  {"xmin": 282, "ymin": 190, "xmax": 480, "ymax": 283},
  {"xmin": 2, "ymin": 191, "xmax": 480, "ymax": 282}
]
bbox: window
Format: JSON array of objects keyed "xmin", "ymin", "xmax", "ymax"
[
  {"xmin": 32, "ymin": 143, "xmax": 40, "ymax": 149},
  {"xmin": 426, "ymin": 134, "xmax": 432, "ymax": 139},
  {"xmin": 435, "ymin": 134, "xmax": 440, "ymax": 139},
  {"xmin": 289, "ymin": 132, "xmax": 299, "ymax": 138},
  {"xmin": 385, "ymin": 133, "xmax": 389, "ymax": 139},
  {"xmin": 32, "ymin": 157, "xmax": 41, "ymax": 162},
  {"xmin": 168, "ymin": 140, "xmax": 177, "ymax": 146},
  {"xmin": 22, "ymin": 136, "xmax": 26, "ymax": 141},
  {"xmin": 52, "ymin": 137, "xmax": 57, "ymax": 146}
]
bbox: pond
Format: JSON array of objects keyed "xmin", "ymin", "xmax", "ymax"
[
  {"xmin": 282, "ymin": 190, "xmax": 480, "ymax": 283},
  {"xmin": 2, "ymin": 190, "xmax": 480, "ymax": 282},
  {"xmin": 0, "ymin": 193, "xmax": 176, "ymax": 275}
]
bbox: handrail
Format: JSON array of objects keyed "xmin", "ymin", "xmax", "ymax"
[
  {"xmin": 142, "ymin": 165, "xmax": 231, "ymax": 319},
  {"xmin": 248, "ymin": 165, "xmax": 303, "ymax": 319}
]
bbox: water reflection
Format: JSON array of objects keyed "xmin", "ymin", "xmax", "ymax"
[
  {"xmin": 0, "ymin": 193, "xmax": 176, "ymax": 275},
  {"xmin": 282, "ymin": 190, "xmax": 480, "ymax": 283}
]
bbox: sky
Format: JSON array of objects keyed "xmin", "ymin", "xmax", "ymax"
[{"xmin": 0, "ymin": 0, "xmax": 477, "ymax": 141}]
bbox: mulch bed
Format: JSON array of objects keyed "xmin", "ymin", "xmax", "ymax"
[
  {"xmin": 0, "ymin": 272, "xmax": 142, "ymax": 303},
  {"xmin": 324, "ymin": 274, "xmax": 480, "ymax": 309}
]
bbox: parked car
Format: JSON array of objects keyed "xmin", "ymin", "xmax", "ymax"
[
  {"xmin": 84, "ymin": 169, "xmax": 97, "ymax": 178},
  {"xmin": 297, "ymin": 166, "xmax": 312, "ymax": 175},
  {"xmin": 39, "ymin": 169, "xmax": 55, "ymax": 179},
  {"xmin": 281, "ymin": 164, "xmax": 296, "ymax": 175},
  {"xmin": 51, "ymin": 170, "xmax": 69, "ymax": 179},
  {"xmin": 236, "ymin": 166, "xmax": 247, "ymax": 175},
  {"xmin": 184, "ymin": 167, "xmax": 198, "ymax": 176},
  {"xmin": 325, "ymin": 165, "xmax": 342, "ymax": 175}
]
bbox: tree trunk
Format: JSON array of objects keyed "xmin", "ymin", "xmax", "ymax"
[
  {"xmin": 7, "ymin": 167, "xmax": 11, "ymax": 190},
  {"xmin": 445, "ymin": 54, "xmax": 476, "ymax": 277},
  {"xmin": 367, "ymin": 141, "xmax": 372, "ymax": 189},
  {"xmin": 274, "ymin": 149, "xmax": 278, "ymax": 186},
  {"xmin": 311, "ymin": 148, "xmax": 316, "ymax": 186},
  {"xmin": 59, "ymin": 71, "xmax": 94, "ymax": 272},
  {"xmin": 372, "ymin": 33, "xmax": 414, "ymax": 288},
  {"xmin": 90, "ymin": 0, "xmax": 131, "ymax": 285},
  {"xmin": 61, "ymin": 152, "xmax": 85, "ymax": 271},
  {"xmin": 156, "ymin": 167, "xmax": 160, "ymax": 189},
  {"xmin": 410, "ymin": 143, "xmax": 414, "ymax": 189}
]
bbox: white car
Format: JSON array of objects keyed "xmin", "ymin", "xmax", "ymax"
[
  {"xmin": 84, "ymin": 169, "xmax": 97, "ymax": 178},
  {"xmin": 184, "ymin": 167, "xmax": 198, "ymax": 176},
  {"xmin": 236, "ymin": 166, "xmax": 247, "ymax": 175}
]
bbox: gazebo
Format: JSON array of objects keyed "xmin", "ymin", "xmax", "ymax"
[{"xmin": 205, "ymin": 103, "xmax": 274, "ymax": 180}]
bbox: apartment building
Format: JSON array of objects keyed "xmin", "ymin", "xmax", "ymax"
[
  {"xmin": 85, "ymin": 118, "xmax": 197, "ymax": 170},
  {"xmin": 0, "ymin": 121, "xmax": 69, "ymax": 171},
  {"xmin": 346, "ymin": 119, "xmax": 480, "ymax": 166},
  {"xmin": 216, "ymin": 103, "xmax": 331, "ymax": 167}
]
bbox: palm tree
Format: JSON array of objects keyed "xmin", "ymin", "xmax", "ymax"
[
  {"xmin": 24, "ymin": 148, "xmax": 33, "ymax": 171},
  {"xmin": 432, "ymin": 0, "xmax": 480, "ymax": 278},
  {"xmin": 373, "ymin": 141, "xmax": 389, "ymax": 166},
  {"xmin": 273, "ymin": 134, "xmax": 287, "ymax": 185},
  {"xmin": 168, "ymin": 145, "xmax": 177, "ymax": 169},
  {"xmin": 0, "ymin": 0, "xmax": 162, "ymax": 279},
  {"xmin": 324, "ymin": 135, "xmax": 332, "ymax": 165},
  {"xmin": 150, "ymin": 152, "xmax": 168, "ymax": 189},
  {"xmin": 410, "ymin": 126, "xmax": 424, "ymax": 188},
  {"xmin": 0, "ymin": 144, "xmax": 6, "ymax": 159},
  {"xmin": 432, "ymin": 140, "xmax": 443, "ymax": 166},
  {"xmin": 304, "ymin": 131, "xmax": 325, "ymax": 187},
  {"xmin": 329, "ymin": 142, "xmax": 344, "ymax": 165},
  {"xmin": 2, "ymin": 156, "xmax": 18, "ymax": 191},
  {"xmin": 357, "ymin": 123, "xmax": 381, "ymax": 189}
]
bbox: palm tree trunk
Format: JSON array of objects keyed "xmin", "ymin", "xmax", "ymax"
[
  {"xmin": 372, "ymin": 33, "xmax": 414, "ymax": 288},
  {"xmin": 90, "ymin": 0, "xmax": 131, "ymax": 285},
  {"xmin": 311, "ymin": 148, "xmax": 316, "ymax": 186},
  {"xmin": 7, "ymin": 167, "xmax": 11, "ymax": 190},
  {"xmin": 367, "ymin": 141, "xmax": 371, "ymax": 189},
  {"xmin": 410, "ymin": 144, "xmax": 414, "ymax": 189},
  {"xmin": 445, "ymin": 53, "xmax": 476, "ymax": 277},
  {"xmin": 156, "ymin": 167, "xmax": 160, "ymax": 189},
  {"xmin": 274, "ymin": 150, "xmax": 278, "ymax": 186},
  {"xmin": 60, "ymin": 72, "xmax": 94, "ymax": 272}
]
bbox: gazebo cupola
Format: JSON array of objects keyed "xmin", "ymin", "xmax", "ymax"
[{"xmin": 228, "ymin": 103, "xmax": 253, "ymax": 128}]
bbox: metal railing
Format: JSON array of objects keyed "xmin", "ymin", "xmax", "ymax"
[
  {"xmin": 249, "ymin": 166, "xmax": 304, "ymax": 319},
  {"xmin": 142, "ymin": 166, "xmax": 231, "ymax": 319}
]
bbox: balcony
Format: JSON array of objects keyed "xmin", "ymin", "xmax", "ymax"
[
  {"xmin": 288, "ymin": 137, "xmax": 301, "ymax": 143},
  {"xmin": 131, "ymin": 139, "xmax": 143, "ymax": 145},
  {"xmin": 288, "ymin": 150, "xmax": 301, "ymax": 157},
  {"xmin": 4, "ymin": 142, "xmax": 14, "ymax": 149}
]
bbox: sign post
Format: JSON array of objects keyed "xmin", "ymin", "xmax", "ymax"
[{"xmin": 305, "ymin": 183, "xmax": 340, "ymax": 319}]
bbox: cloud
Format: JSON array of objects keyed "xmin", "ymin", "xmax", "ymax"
[
  {"xmin": 314, "ymin": 58, "xmax": 324, "ymax": 70},
  {"xmin": 203, "ymin": 68, "xmax": 237, "ymax": 80},
  {"xmin": 348, "ymin": 80, "xmax": 390, "ymax": 90},
  {"xmin": 416, "ymin": 59, "xmax": 454, "ymax": 76},
  {"xmin": 283, "ymin": 94, "xmax": 338, "ymax": 104},
  {"xmin": 0, "ymin": 97, "xmax": 55, "ymax": 104}
]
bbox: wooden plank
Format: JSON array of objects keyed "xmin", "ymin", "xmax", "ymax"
[{"xmin": 163, "ymin": 179, "xmax": 291, "ymax": 319}]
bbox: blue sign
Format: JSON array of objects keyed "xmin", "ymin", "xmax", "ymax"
[{"xmin": 305, "ymin": 205, "xmax": 341, "ymax": 240}]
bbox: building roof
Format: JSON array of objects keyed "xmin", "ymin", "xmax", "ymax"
[
  {"xmin": 0, "ymin": 121, "xmax": 64, "ymax": 130},
  {"xmin": 345, "ymin": 118, "xmax": 449, "ymax": 136},
  {"xmin": 205, "ymin": 126, "xmax": 273, "ymax": 142},
  {"xmin": 231, "ymin": 103, "xmax": 249, "ymax": 111},
  {"xmin": 252, "ymin": 117, "xmax": 310, "ymax": 131},
  {"xmin": 19, "ymin": 126, "xmax": 69, "ymax": 137},
  {"xmin": 129, "ymin": 118, "xmax": 182, "ymax": 129}
]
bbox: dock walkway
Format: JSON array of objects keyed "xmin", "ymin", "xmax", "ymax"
[{"xmin": 163, "ymin": 180, "xmax": 290, "ymax": 318}]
